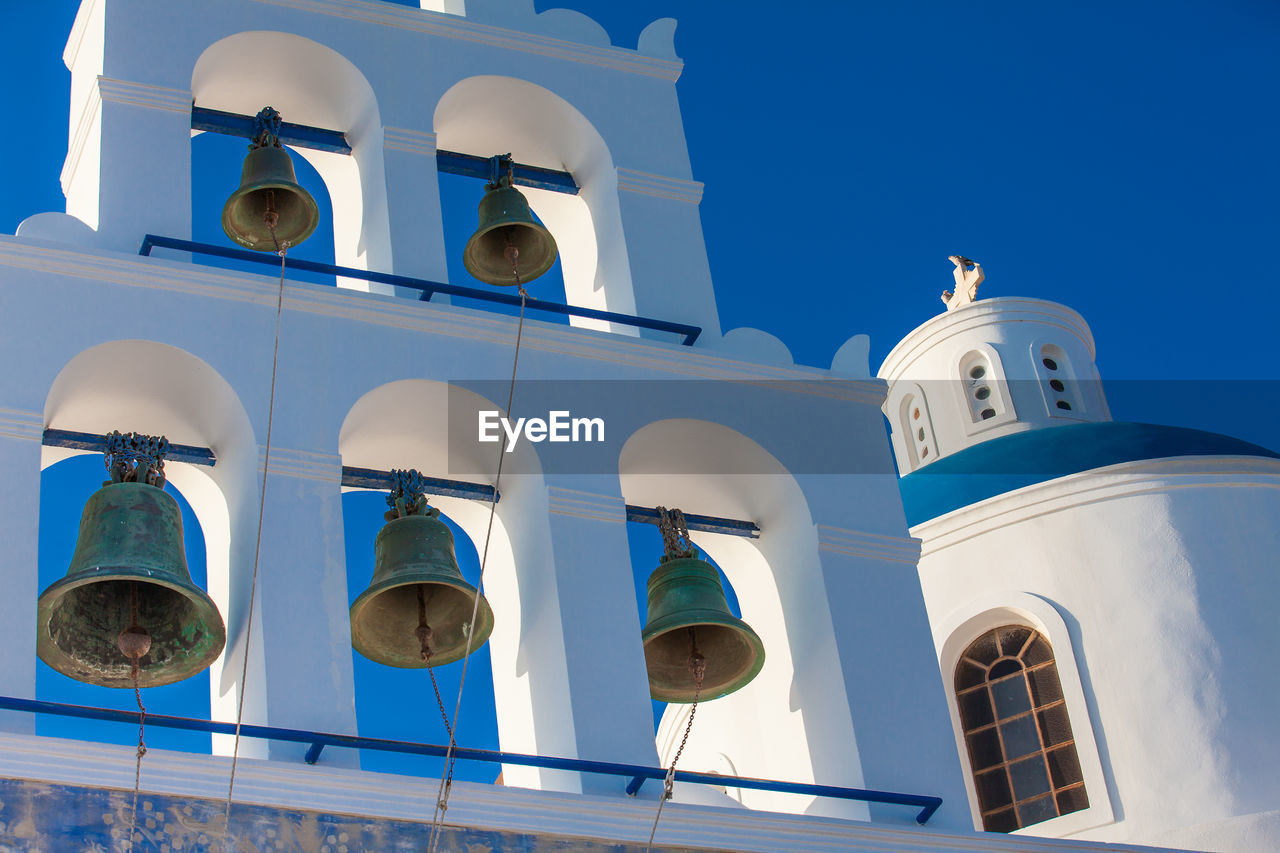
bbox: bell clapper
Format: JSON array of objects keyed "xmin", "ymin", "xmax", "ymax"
[{"xmin": 416, "ymin": 584, "xmax": 434, "ymax": 662}]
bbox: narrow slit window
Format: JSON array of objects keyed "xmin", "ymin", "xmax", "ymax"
[{"xmin": 955, "ymin": 626, "xmax": 1088, "ymax": 831}]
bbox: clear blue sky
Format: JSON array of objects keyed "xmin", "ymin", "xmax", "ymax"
[{"xmin": 3, "ymin": 1, "xmax": 1278, "ymax": 782}]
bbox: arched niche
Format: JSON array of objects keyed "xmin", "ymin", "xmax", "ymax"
[
  {"xmin": 41, "ymin": 340, "xmax": 258, "ymax": 755},
  {"xmin": 35, "ymin": 454, "xmax": 215, "ymax": 752},
  {"xmin": 192, "ymin": 31, "xmax": 391, "ymax": 292},
  {"xmin": 338, "ymin": 379, "xmax": 580, "ymax": 792},
  {"xmin": 434, "ymin": 76, "xmax": 637, "ymax": 332},
  {"xmin": 618, "ymin": 419, "xmax": 868, "ymax": 820}
]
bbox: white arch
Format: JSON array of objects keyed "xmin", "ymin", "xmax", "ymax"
[
  {"xmin": 619, "ymin": 419, "xmax": 868, "ymax": 820},
  {"xmin": 41, "ymin": 339, "xmax": 260, "ymax": 755},
  {"xmin": 339, "ymin": 378, "xmax": 585, "ymax": 791},
  {"xmin": 192, "ymin": 31, "xmax": 391, "ymax": 291},
  {"xmin": 434, "ymin": 75, "xmax": 637, "ymax": 331}
]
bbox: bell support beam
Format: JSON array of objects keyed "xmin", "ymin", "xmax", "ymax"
[
  {"xmin": 138, "ymin": 235, "xmax": 701, "ymax": 345},
  {"xmin": 34, "ymin": 437, "xmax": 759, "ymax": 536},
  {"xmin": 190, "ymin": 107, "xmax": 579, "ymax": 195},
  {"xmin": 340, "ymin": 466, "xmax": 497, "ymax": 502},
  {"xmin": 42, "ymin": 428, "xmax": 217, "ymax": 467}
]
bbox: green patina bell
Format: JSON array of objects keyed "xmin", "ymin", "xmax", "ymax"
[
  {"xmin": 36, "ymin": 481, "xmax": 227, "ymax": 688},
  {"xmin": 641, "ymin": 553, "xmax": 765, "ymax": 703},
  {"xmin": 222, "ymin": 107, "xmax": 319, "ymax": 252},
  {"xmin": 463, "ymin": 174, "xmax": 558, "ymax": 286},
  {"xmin": 350, "ymin": 506, "xmax": 494, "ymax": 668}
]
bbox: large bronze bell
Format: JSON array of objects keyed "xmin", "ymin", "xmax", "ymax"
[
  {"xmin": 37, "ymin": 479, "xmax": 227, "ymax": 689},
  {"xmin": 350, "ymin": 500, "xmax": 494, "ymax": 668},
  {"xmin": 641, "ymin": 509, "xmax": 764, "ymax": 703},
  {"xmin": 221, "ymin": 107, "xmax": 319, "ymax": 252},
  {"xmin": 463, "ymin": 163, "xmax": 558, "ymax": 286}
]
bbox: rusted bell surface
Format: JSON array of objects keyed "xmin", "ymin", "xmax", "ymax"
[
  {"xmin": 36, "ymin": 482, "xmax": 226, "ymax": 688},
  {"xmin": 221, "ymin": 145, "xmax": 319, "ymax": 251},
  {"xmin": 463, "ymin": 180, "xmax": 558, "ymax": 286},
  {"xmin": 350, "ymin": 511, "xmax": 495, "ymax": 668},
  {"xmin": 641, "ymin": 555, "xmax": 765, "ymax": 703}
]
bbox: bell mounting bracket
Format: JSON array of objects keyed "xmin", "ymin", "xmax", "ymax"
[
  {"xmin": 251, "ymin": 106, "xmax": 285, "ymax": 150},
  {"xmin": 104, "ymin": 430, "xmax": 169, "ymax": 489},
  {"xmin": 486, "ymin": 153, "xmax": 516, "ymax": 189},
  {"xmin": 384, "ymin": 469, "xmax": 433, "ymax": 521}
]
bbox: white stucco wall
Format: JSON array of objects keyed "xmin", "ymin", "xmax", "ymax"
[{"xmin": 913, "ymin": 456, "xmax": 1280, "ymax": 852}]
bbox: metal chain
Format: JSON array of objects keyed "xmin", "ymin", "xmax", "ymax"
[
  {"xmin": 127, "ymin": 662, "xmax": 147, "ymax": 853},
  {"xmin": 424, "ymin": 653, "xmax": 454, "ymax": 742},
  {"xmin": 124, "ymin": 576, "xmax": 148, "ymax": 853},
  {"xmin": 645, "ymin": 639, "xmax": 705, "ymax": 853},
  {"xmin": 425, "ymin": 260, "xmax": 529, "ymax": 853},
  {"xmin": 221, "ymin": 225, "xmax": 288, "ymax": 852}
]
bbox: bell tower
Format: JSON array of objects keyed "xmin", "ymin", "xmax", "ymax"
[{"xmin": 0, "ymin": 0, "xmax": 1005, "ymax": 849}]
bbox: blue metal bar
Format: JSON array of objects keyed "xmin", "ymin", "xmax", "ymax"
[
  {"xmin": 138, "ymin": 235, "xmax": 701, "ymax": 346},
  {"xmin": 435, "ymin": 149, "xmax": 578, "ymax": 194},
  {"xmin": 192, "ymin": 106, "xmax": 352, "ymax": 155},
  {"xmin": 340, "ymin": 468, "xmax": 758, "ymax": 533},
  {"xmin": 0, "ymin": 695, "xmax": 940, "ymax": 824},
  {"xmin": 625, "ymin": 505, "xmax": 759, "ymax": 538},
  {"xmin": 42, "ymin": 428, "xmax": 216, "ymax": 467},
  {"xmin": 341, "ymin": 466, "xmax": 498, "ymax": 503},
  {"xmin": 304, "ymin": 743, "xmax": 325, "ymax": 764},
  {"xmin": 190, "ymin": 107, "xmax": 578, "ymax": 195}
]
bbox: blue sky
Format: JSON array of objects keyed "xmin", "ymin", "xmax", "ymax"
[{"xmin": 3, "ymin": 0, "xmax": 1278, "ymax": 783}]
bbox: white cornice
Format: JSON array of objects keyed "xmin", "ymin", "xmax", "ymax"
[
  {"xmin": 0, "ymin": 732, "xmax": 1162, "ymax": 853},
  {"xmin": 250, "ymin": 0, "xmax": 683, "ymax": 81},
  {"xmin": 96, "ymin": 76, "xmax": 193, "ymax": 113},
  {"xmin": 0, "ymin": 408, "xmax": 43, "ymax": 443},
  {"xmin": 878, "ymin": 298, "xmax": 1096, "ymax": 382},
  {"xmin": 913, "ymin": 455, "xmax": 1280, "ymax": 555},
  {"xmin": 816, "ymin": 525, "xmax": 922, "ymax": 565},
  {"xmin": 383, "ymin": 126, "xmax": 438, "ymax": 158},
  {"xmin": 616, "ymin": 168, "xmax": 704, "ymax": 204},
  {"xmin": 0, "ymin": 239, "xmax": 886, "ymax": 405},
  {"xmin": 546, "ymin": 486, "xmax": 626, "ymax": 523},
  {"xmin": 63, "ymin": 77, "xmax": 192, "ymax": 195}
]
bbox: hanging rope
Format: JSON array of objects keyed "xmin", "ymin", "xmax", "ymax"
[
  {"xmin": 425, "ymin": 244, "xmax": 529, "ymax": 853},
  {"xmin": 221, "ymin": 212, "xmax": 289, "ymax": 852},
  {"xmin": 121, "ymin": 580, "xmax": 150, "ymax": 853}
]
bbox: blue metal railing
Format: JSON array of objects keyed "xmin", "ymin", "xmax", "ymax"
[
  {"xmin": 0, "ymin": 695, "xmax": 941, "ymax": 824},
  {"xmin": 138, "ymin": 235, "xmax": 702, "ymax": 346}
]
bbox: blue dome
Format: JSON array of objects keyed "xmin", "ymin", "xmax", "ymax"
[{"xmin": 900, "ymin": 422, "xmax": 1280, "ymax": 527}]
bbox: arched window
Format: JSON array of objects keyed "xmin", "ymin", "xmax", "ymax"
[
  {"xmin": 899, "ymin": 390, "xmax": 936, "ymax": 470},
  {"xmin": 1037, "ymin": 344, "xmax": 1081, "ymax": 416},
  {"xmin": 958, "ymin": 350, "xmax": 1008, "ymax": 425},
  {"xmin": 954, "ymin": 626, "xmax": 1088, "ymax": 832}
]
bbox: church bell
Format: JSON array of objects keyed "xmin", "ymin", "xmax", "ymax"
[
  {"xmin": 463, "ymin": 155, "xmax": 558, "ymax": 286},
  {"xmin": 350, "ymin": 472, "xmax": 494, "ymax": 667},
  {"xmin": 640, "ymin": 509, "xmax": 765, "ymax": 703},
  {"xmin": 36, "ymin": 433, "xmax": 226, "ymax": 689},
  {"xmin": 221, "ymin": 107, "xmax": 319, "ymax": 252}
]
